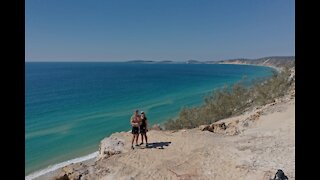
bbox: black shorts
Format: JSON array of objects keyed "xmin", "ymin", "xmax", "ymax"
[
  {"xmin": 140, "ymin": 126, "xmax": 147, "ymax": 134},
  {"xmin": 132, "ymin": 127, "xmax": 139, "ymax": 134}
]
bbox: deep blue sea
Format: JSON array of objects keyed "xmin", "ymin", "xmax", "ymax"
[{"xmin": 25, "ymin": 62, "xmax": 274, "ymax": 176}]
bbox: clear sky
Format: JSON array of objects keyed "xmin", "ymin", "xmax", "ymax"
[{"xmin": 25, "ymin": 0, "xmax": 295, "ymax": 62}]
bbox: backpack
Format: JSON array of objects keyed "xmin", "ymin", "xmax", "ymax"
[{"xmin": 271, "ymin": 169, "xmax": 288, "ymax": 180}]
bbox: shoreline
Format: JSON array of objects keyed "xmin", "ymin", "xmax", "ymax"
[
  {"xmin": 213, "ymin": 62, "xmax": 282, "ymax": 72},
  {"xmin": 25, "ymin": 63, "xmax": 284, "ymax": 179},
  {"xmin": 25, "ymin": 152, "xmax": 98, "ymax": 180}
]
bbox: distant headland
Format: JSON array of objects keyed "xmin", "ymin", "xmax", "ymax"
[{"xmin": 125, "ymin": 56, "xmax": 295, "ymax": 68}]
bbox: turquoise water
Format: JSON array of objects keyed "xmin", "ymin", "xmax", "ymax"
[{"xmin": 25, "ymin": 62, "xmax": 274, "ymax": 175}]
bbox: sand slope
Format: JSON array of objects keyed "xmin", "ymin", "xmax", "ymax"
[{"xmin": 105, "ymin": 101, "xmax": 294, "ymax": 180}]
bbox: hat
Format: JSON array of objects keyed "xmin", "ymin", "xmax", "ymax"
[{"xmin": 141, "ymin": 111, "xmax": 144, "ymax": 114}]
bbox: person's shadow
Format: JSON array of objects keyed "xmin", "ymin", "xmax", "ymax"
[{"xmin": 145, "ymin": 142, "xmax": 171, "ymax": 149}]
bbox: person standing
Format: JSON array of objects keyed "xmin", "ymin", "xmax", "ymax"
[
  {"xmin": 130, "ymin": 110, "xmax": 140, "ymax": 149},
  {"xmin": 139, "ymin": 111, "xmax": 148, "ymax": 147}
]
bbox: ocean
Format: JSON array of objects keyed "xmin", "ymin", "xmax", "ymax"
[{"xmin": 25, "ymin": 62, "xmax": 274, "ymax": 177}]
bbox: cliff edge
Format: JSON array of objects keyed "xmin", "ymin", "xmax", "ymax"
[{"xmin": 39, "ymin": 90, "xmax": 294, "ymax": 180}]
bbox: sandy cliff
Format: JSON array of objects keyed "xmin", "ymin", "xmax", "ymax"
[{"xmin": 39, "ymin": 88, "xmax": 294, "ymax": 180}]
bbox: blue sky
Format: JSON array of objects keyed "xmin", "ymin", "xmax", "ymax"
[{"xmin": 25, "ymin": 0, "xmax": 295, "ymax": 61}]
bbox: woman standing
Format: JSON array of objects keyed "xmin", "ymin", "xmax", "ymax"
[{"xmin": 139, "ymin": 111, "xmax": 148, "ymax": 147}]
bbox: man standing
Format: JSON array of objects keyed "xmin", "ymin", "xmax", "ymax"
[{"xmin": 130, "ymin": 110, "xmax": 140, "ymax": 149}]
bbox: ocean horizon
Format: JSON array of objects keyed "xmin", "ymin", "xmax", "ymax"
[{"xmin": 25, "ymin": 62, "xmax": 274, "ymax": 177}]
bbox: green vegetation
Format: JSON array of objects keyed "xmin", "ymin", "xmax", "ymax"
[{"xmin": 164, "ymin": 68, "xmax": 293, "ymax": 130}]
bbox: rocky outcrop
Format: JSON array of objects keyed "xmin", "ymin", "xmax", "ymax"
[
  {"xmin": 198, "ymin": 125, "xmax": 210, "ymax": 131},
  {"xmin": 151, "ymin": 124, "xmax": 163, "ymax": 130},
  {"xmin": 225, "ymin": 120, "xmax": 240, "ymax": 135},
  {"xmin": 210, "ymin": 122, "xmax": 227, "ymax": 133},
  {"xmin": 199, "ymin": 121, "xmax": 240, "ymax": 135},
  {"xmin": 56, "ymin": 162, "xmax": 91, "ymax": 180},
  {"xmin": 96, "ymin": 136, "xmax": 124, "ymax": 161},
  {"xmin": 55, "ymin": 174, "xmax": 70, "ymax": 180},
  {"xmin": 55, "ymin": 137, "xmax": 125, "ymax": 180},
  {"xmin": 248, "ymin": 111, "xmax": 262, "ymax": 121}
]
